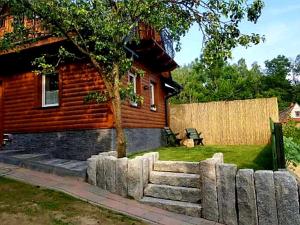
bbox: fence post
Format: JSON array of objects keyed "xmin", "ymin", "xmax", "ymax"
[
  {"xmin": 270, "ymin": 119, "xmax": 286, "ymax": 170},
  {"xmin": 274, "ymin": 123, "xmax": 286, "ymax": 169},
  {"xmin": 270, "ymin": 119, "xmax": 278, "ymax": 170}
]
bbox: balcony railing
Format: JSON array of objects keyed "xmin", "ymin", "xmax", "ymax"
[
  {"xmin": 138, "ymin": 23, "xmax": 175, "ymax": 59},
  {"xmin": 160, "ymin": 29, "xmax": 175, "ymax": 59}
]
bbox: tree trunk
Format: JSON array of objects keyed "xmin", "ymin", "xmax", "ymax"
[
  {"xmin": 111, "ymin": 63, "xmax": 127, "ymax": 158},
  {"xmin": 89, "ymin": 57, "xmax": 127, "ymax": 158}
]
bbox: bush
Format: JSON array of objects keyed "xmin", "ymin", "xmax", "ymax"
[
  {"xmin": 283, "ymin": 136, "xmax": 300, "ymax": 165},
  {"xmin": 283, "ymin": 121, "xmax": 300, "ymax": 145}
]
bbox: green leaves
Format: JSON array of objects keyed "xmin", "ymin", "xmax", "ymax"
[
  {"xmin": 119, "ymin": 84, "xmax": 144, "ymax": 105},
  {"xmin": 247, "ymin": 0, "xmax": 264, "ymax": 23},
  {"xmin": 171, "ymin": 54, "xmax": 300, "ymax": 108},
  {"xmin": 32, "ymin": 55, "xmax": 56, "ymax": 75},
  {"xmin": 84, "ymin": 91, "xmax": 109, "ymax": 104},
  {"xmin": 0, "ymin": 0, "xmax": 265, "ymax": 69},
  {"xmin": 283, "ymin": 136, "xmax": 300, "ymax": 165}
]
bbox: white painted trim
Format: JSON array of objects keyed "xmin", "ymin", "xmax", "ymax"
[
  {"xmin": 128, "ymin": 72, "xmax": 137, "ymax": 94},
  {"xmin": 128, "ymin": 72, "xmax": 138, "ymax": 107},
  {"xmin": 150, "ymin": 82, "xmax": 156, "ymax": 111},
  {"xmin": 42, "ymin": 74, "xmax": 59, "ymax": 108}
]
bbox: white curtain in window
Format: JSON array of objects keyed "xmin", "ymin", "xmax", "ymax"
[{"xmin": 45, "ymin": 90, "xmax": 59, "ymax": 105}]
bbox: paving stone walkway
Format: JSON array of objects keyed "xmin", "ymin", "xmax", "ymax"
[{"xmin": 0, "ymin": 162, "xmax": 222, "ymax": 225}]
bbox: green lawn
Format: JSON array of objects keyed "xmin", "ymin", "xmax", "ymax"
[
  {"xmin": 129, "ymin": 145, "xmax": 273, "ymax": 170},
  {"xmin": 0, "ymin": 177, "xmax": 145, "ymax": 225}
]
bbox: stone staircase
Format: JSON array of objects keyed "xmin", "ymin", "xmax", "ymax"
[{"xmin": 140, "ymin": 160, "xmax": 202, "ymax": 217}]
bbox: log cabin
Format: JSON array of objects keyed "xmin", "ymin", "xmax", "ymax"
[{"xmin": 0, "ymin": 6, "xmax": 181, "ymax": 160}]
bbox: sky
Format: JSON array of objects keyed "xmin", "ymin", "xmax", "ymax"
[{"xmin": 174, "ymin": 0, "xmax": 300, "ymax": 68}]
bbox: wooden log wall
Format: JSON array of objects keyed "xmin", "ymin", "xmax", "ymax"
[
  {"xmin": 1, "ymin": 63, "xmax": 113, "ymax": 133},
  {"xmin": 122, "ymin": 63, "xmax": 167, "ymax": 128},
  {"xmin": 0, "ymin": 61, "xmax": 167, "ymax": 134},
  {"xmin": 170, "ymin": 98, "xmax": 279, "ymax": 145}
]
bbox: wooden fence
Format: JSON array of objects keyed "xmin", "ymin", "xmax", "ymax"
[{"xmin": 170, "ymin": 98, "xmax": 279, "ymax": 145}]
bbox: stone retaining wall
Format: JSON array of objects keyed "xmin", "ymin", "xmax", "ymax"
[
  {"xmin": 87, "ymin": 152, "xmax": 300, "ymax": 225},
  {"xmin": 200, "ymin": 157, "xmax": 300, "ymax": 225},
  {"xmin": 87, "ymin": 151, "xmax": 158, "ymax": 199}
]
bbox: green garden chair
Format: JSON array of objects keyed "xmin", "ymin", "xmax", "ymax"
[
  {"xmin": 185, "ymin": 128, "xmax": 204, "ymax": 146},
  {"xmin": 163, "ymin": 127, "xmax": 182, "ymax": 146}
]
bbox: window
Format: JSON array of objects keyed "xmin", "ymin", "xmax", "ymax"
[
  {"xmin": 128, "ymin": 72, "xmax": 138, "ymax": 107},
  {"xmin": 42, "ymin": 73, "xmax": 59, "ymax": 107},
  {"xmin": 150, "ymin": 82, "xmax": 156, "ymax": 111},
  {"xmin": 295, "ymin": 111, "xmax": 300, "ymax": 117}
]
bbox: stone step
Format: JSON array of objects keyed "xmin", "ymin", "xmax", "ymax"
[
  {"xmin": 0, "ymin": 152, "xmax": 50, "ymax": 166},
  {"xmin": 144, "ymin": 184, "xmax": 201, "ymax": 203},
  {"xmin": 154, "ymin": 160, "xmax": 199, "ymax": 174},
  {"xmin": 10, "ymin": 153, "xmax": 50, "ymax": 161},
  {"xmin": 21, "ymin": 160, "xmax": 87, "ymax": 178},
  {"xmin": 0, "ymin": 153, "xmax": 87, "ymax": 179},
  {"xmin": 140, "ymin": 196, "xmax": 202, "ymax": 217},
  {"xmin": 150, "ymin": 171, "xmax": 200, "ymax": 188}
]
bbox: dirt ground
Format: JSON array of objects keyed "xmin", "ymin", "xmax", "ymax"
[{"xmin": 288, "ymin": 163, "xmax": 300, "ymax": 182}]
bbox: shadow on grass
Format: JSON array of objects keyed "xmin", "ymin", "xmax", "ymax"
[{"xmin": 252, "ymin": 145, "xmax": 273, "ymax": 170}]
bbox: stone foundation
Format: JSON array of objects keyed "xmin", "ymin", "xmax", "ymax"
[{"xmin": 3, "ymin": 128, "xmax": 165, "ymax": 160}]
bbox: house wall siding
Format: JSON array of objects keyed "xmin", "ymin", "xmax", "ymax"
[
  {"xmin": 1, "ymin": 63, "xmax": 113, "ymax": 133},
  {"xmin": 122, "ymin": 62, "xmax": 167, "ymax": 128},
  {"xmin": 1, "ymin": 61, "xmax": 167, "ymax": 133},
  {"xmin": 0, "ymin": 61, "xmax": 168, "ymax": 158}
]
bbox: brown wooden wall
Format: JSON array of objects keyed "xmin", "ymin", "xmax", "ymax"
[
  {"xmin": 122, "ymin": 62, "xmax": 167, "ymax": 128},
  {"xmin": 1, "ymin": 63, "xmax": 113, "ymax": 133},
  {"xmin": 0, "ymin": 62, "xmax": 167, "ymax": 134}
]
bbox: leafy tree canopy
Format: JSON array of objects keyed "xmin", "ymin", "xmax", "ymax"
[{"xmin": 172, "ymin": 55, "xmax": 300, "ymax": 110}]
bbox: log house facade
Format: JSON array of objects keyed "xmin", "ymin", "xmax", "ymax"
[{"xmin": 0, "ymin": 8, "xmax": 181, "ymax": 160}]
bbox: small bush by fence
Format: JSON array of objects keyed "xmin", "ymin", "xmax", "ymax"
[{"xmin": 170, "ymin": 98, "xmax": 279, "ymax": 145}]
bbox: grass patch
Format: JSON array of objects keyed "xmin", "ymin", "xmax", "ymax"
[
  {"xmin": 0, "ymin": 177, "xmax": 145, "ymax": 225},
  {"xmin": 129, "ymin": 145, "xmax": 273, "ymax": 170}
]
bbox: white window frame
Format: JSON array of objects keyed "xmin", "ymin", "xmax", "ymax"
[
  {"xmin": 295, "ymin": 111, "xmax": 300, "ymax": 117},
  {"xmin": 128, "ymin": 72, "xmax": 138, "ymax": 107},
  {"xmin": 150, "ymin": 82, "xmax": 156, "ymax": 111},
  {"xmin": 42, "ymin": 73, "xmax": 59, "ymax": 108}
]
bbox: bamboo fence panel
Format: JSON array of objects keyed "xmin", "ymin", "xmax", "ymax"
[{"xmin": 170, "ymin": 98, "xmax": 279, "ymax": 145}]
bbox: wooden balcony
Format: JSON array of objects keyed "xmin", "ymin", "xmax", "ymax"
[
  {"xmin": 0, "ymin": 15, "xmax": 50, "ymax": 40},
  {"xmin": 132, "ymin": 23, "xmax": 178, "ymax": 72}
]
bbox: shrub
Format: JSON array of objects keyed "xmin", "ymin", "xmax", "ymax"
[
  {"xmin": 283, "ymin": 121, "xmax": 300, "ymax": 145},
  {"xmin": 283, "ymin": 136, "xmax": 300, "ymax": 165}
]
